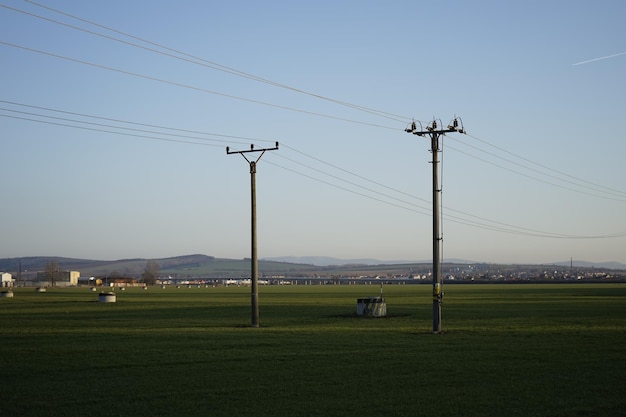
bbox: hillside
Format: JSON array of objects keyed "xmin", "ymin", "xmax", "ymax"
[
  {"xmin": 0, "ymin": 254, "xmax": 323, "ymax": 278},
  {"xmin": 2, "ymin": 255, "xmax": 625, "ymax": 280}
]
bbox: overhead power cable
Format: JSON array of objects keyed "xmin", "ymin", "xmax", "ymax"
[
  {"xmin": 465, "ymin": 133, "xmax": 626, "ymax": 198},
  {"xmin": 10, "ymin": 1, "xmax": 622, "ymax": 203},
  {"xmin": 10, "ymin": 0, "xmax": 413, "ymax": 124},
  {"xmin": 262, "ymin": 143, "xmax": 604, "ymax": 237},
  {"xmin": 280, "ymin": 141, "xmax": 571, "ymax": 235},
  {"xmin": 0, "ymin": 99, "xmax": 270, "ymax": 145},
  {"xmin": 445, "ymin": 135, "xmax": 626, "ymax": 202},
  {"xmin": 0, "ymin": 112, "xmax": 224, "ymax": 147},
  {"xmin": 266, "ymin": 158, "xmax": 626, "ymax": 239},
  {"xmin": 4, "ymin": 3, "xmax": 625, "ymax": 236},
  {"xmin": 0, "ymin": 40, "xmax": 400, "ymax": 131},
  {"xmin": 3, "ymin": 99, "xmax": 625, "ymax": 240},
  {"xmin": 7, "ymin": 0, "xmax": 623, "ymax": 206}
]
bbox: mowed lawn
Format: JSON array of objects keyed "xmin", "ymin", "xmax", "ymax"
[{"xmin": 1, "ymin": 284, "xmax": 624, "ymax": 417}]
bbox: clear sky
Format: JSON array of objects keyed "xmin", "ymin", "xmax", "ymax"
[{"xmin": 1, "ymin": 0, "xmax": 625, "ymax": 265}]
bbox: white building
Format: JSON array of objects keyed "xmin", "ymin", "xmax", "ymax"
[{"xmin": 1, "ymin": 272, "xmax": 14, "ymax": 288}]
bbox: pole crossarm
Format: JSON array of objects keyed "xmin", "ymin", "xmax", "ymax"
[
  {"xmin": 226, "ymin": 142, "xmax": 279, "ymax": 156},
  {"xmin": 404, "ymin": 119, "xmax": 465, "ymax": 136}
]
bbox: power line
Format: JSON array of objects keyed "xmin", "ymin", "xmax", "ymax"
[
  {"xmin": 0, "ymin": 106, "xmax": 507, "ymax": 229},
  {"xmin": 0, "ymin": 101, "xmax": 430, "ymax": 216},
  {"xmin": 0, "ymin": 112, "xmax": 222, "ymax": 147},
  {"xmin": 3, "ymin": 100, "xmax": 625, "ymax": 240},
  {"xmin": 5, "ymin": 1, "xmax": 624, "ymax": 205},
  {"xmin": 266, "ymin": 156, "xmax": 618, "ymax": 238},
  {"xmin": 7, "ymin": 92, "xmax": 622, "ymax": 206},
  {"xmin": 7, "ymin": 99, "xmax": 609, "ymax": 229},
  {"xmin": 464, "ymin": 133, "xmax": 626, "ymax": 198},
  {"xmin": 0, "ymin": 100, "xmax": 268, "ymax": 145},
  {"xmin": 445, "ymin": 137, "xmax": 626, "ymax": 202},
  {"xmin": 277, "ymin": 142, "xmax": 603, "ymax": 237},
  {"xmin": 13, "ymin": 1, "xmax": 622, "ymax": 202},
  {"xmin": 0, "ymin": 40, "xmax": 400, "ymax": 131},
  {"xmin": 263, "ymin": 159, "xmax": 432, "ymax": 216},
  {"xmin": 10, "ymin": 1, "xmax": 413, "ymax": 124},
  {"xmin": 2, "ymin": 1, "xmax": 623, "ymax": 267},
  {"xmin": 1, "ymin": 104, "xmax": 429, "ymax": 216},
  {"xmin": 4, "ymin": 33, "xmax": 621, "ymax": 204}
]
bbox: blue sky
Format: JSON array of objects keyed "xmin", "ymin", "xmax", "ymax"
[{"xmin": 1, "ymin": 0, "xmax": 625, "ymax": 264}]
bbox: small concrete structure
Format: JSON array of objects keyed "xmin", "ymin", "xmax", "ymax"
[
  {"xmin": 356, "ymin": 296, "xmax": 387, "ymax": 317},
  {"xmin": 98, "ymin": 292, "xmax": 116, "ymax": 303},
  {"xmin": 0, "ymin": 290, "xmax": 14, "ymax": 298}
]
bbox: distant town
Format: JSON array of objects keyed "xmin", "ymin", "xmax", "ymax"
[{"xmin": 2, "ymin": 255, "xmax": 625, "ymax": 288}]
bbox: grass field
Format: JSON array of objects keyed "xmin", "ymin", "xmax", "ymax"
[{"xmin": 1, "ymin": 284, "xmax": 624, "ymax": 417}]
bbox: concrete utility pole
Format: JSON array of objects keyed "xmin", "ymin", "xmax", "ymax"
[
  {"xmin": 405, "ymin": 119, "xmax": 465, "ymax": 333},
  {"xmin": 227, "ymin": 142, "xmax": 279, "ymax": 328}
]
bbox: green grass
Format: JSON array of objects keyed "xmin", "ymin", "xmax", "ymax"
[{"xmin": 1, "ymin": 284, "xmax": 625, "ymax": 417}]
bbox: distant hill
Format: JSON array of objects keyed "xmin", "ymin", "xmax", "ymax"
[
  {"xmin": 1, "ymin": 255, "xmax": 625, "ymax": 279},
  {"xmin": 0, "ymin": 254, "xmax": 321, "ymax": 278},
  {"xmin": 0, "ymin": 256, "xmax": 134, "ymax": 275},
  {"xmin": 261, "ymin": 256, "xmax": 418, "ymax": 267},
  {"xmin": 263, "ymin": 256, "xmax": 626, "ymax": 271},
  {"xmin": 0, "ymin": 255, "xmax": 218, "ymax": 277},
  {"xmin": 261, "ymin": 256, "xmax": 475, "ymax": 267}
]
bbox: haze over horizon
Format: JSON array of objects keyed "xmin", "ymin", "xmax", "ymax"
[
  {"xmin": 2, "ymin": 253, "xmax": 625, "ymax": 272},
  {"xmin": 1, "ymin": 1, "xmax": 625, "ymax": 265}
]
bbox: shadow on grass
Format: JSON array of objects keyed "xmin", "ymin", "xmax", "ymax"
[{"xmin": 330, "ymin": 312, "xmax": 412, "ymax": 319}]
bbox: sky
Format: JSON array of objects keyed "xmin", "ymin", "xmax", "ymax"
[{"xmin": 1, "ymin": 0, "xmax": 625, "ymax": 265}]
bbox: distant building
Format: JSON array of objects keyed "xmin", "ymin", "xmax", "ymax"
[
  {"xmin": 78, "ymin": 276, "xmax": 102, "ymax": 286},
  {"xmin": 36, "ymin": 270, "xmax": 80, "ymax": 287},
  {"xmin": 1, "ymin": 272, "xmax": 14, "ymax": 288}
]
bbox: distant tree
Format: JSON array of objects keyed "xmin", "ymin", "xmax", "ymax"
[
  {"xmin": 142, "ymin": 260, "xmax": 160, "ymax": 286},
  {"xmin": 44, "ymin": 261, "xmax": 61, "ymax": 287}
]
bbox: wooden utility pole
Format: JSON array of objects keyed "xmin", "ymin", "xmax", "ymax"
[
  {"xmin": 227, "ymin": 142, "xmax": 279, "ymax": 327},
  {"xmin": 405, "ymin": 119, "xmax": 465, "ymax": 333}
]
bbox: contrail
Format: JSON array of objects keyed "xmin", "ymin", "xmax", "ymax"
[{"xmin": 573, "ymin": 51, "xmax": 626, "ymax": 66}]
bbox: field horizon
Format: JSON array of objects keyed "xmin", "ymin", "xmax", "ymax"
[{"xmin": 2, "ymin": 254, "xmax": 626, "ymax": 280}]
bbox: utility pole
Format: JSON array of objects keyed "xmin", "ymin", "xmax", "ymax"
[
  {"xmin": 227, "ymin": 142, "xmax": 279, "ymax": 328},
  {"xmin": 405, "ymin": 118, "xmax": 465, "ymax": 333}
]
